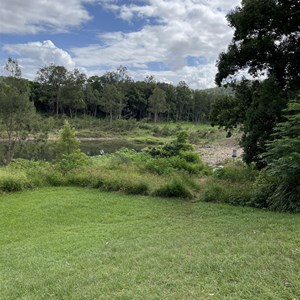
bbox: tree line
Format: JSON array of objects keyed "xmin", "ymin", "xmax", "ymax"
[{"xmin": 24, "ymin": 64, "xmax": 232, "ymax": 123}]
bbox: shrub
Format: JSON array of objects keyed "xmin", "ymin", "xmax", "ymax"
[
  {"xmin": 144, "ymin": 131, "xmax": 193, "ymax": 158},
  {"xmin": 179, "ymin": 151, "xmax": 201, "ymax": 163},
  {"xmin": 67, "ymin": 171, "xmax": 97, "ymax": 187},
  {"xmin": 202, "ymin": 182, "xmax": 225, "ymax": 202},
  {"xmin": 152, "ymin": 125, "xmax": 173, "ymax": 137},
  {"xmin": 249, "ymin": 170, "xmax": 277, "ymax": 209},
  {"xmin": 56, "ymin": 150, "xmax": 90, "ymax": 174},
  {"xmin": 121, "ymin": 181, "xmax": 149, "ymax": 195},
  {"xmin": 153, "ymin": 177, "xmax": 193, "ymax": 199},
  {"xmin": 202, "ymin": 179, "xmax": 252, "ymax": 206},
  {"xmin": 53, "ymin": 120, "xmax": 80, "ymax": 158},
  {"xmin": 7, "ymin": 159, "xmax": 51, "ymax": 187},
  {"xmin": 0, "ymin": 171, "xmax": 30, "ymax": 192},
  {"xmin": 44, "ymin": 169, "xmax": 67, "ymax": 186},
  {"xmin": 213, "ymin": 161, "xmax": 257, "ymax": 182}
]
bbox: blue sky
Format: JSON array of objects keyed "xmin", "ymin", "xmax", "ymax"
[{"xmin": 0, "ymin": 0, "xmax": 241, "ymax": 89}]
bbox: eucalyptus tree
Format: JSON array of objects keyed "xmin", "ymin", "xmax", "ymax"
[
  {"xmin": 176, "ymin": 81, "xmax": 192, "ymax": 121},
  {"xmin": 148, "ymin": 86, "xmax": 167, "ymax": 123},
  {"xmin": 36, "ymin": 64, "xmax": 68, "ymax": 116},
  {"xmin": 4, "ymin": 57, "xmax": 22, "ymax": 78},
  {"xmin": 60, "ymin": 69, "xmax": 87, "ymax": 117},
  {"xmin": 101, "ymin": 84, "xmax": 124, "ymax": 123}
]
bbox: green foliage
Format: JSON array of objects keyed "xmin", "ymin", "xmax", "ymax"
[
  {"xmin": 148, "ymin": 86, "xmax": 167, "ymax": 122},
  {"xmin": 152, "ymin": 125, "xmax": 173, "ymax": 137},
  {"xmin": 153, "ymin": 177, "xmax": 193, "ymax": 199},
  {"xmin": 4, "ymin": 57, "xmax": 22, "ymax": 78},
  {"xmin": 211, "ymin": 78, "xmax": 287, "ymax": 168},
  {"xmin": 101, "ymin": 84, "xmax": 124, "ymax": 122},
  {"xmin": 210, "ymin": 95, "xmax": 240, "ymax": 131},
  {"xmin": 54, "ymin": 120, "xmax": 80, "ymax": 157},
  {"xmin": 253, "ymin": 99, "xmax": 300, "ymax": 212},
  {"xmin": 7, "ymin": 159, "xmax": 50, "ymax": 187},
  {"xmin": 36, "ymin": 64, "xmax": 68, "ymax": 116},
  {"xmin": 239, "ymin": 79, "xmax": 286, "ymax": 168},
  {"xmin": 216, "ymin": 0, "xmax": 300, "ymax": 89},
  {"xmin": 213, "ymin": 161, "xmax": 258, "ymax": 183},
  {"xmin": 145, "ymin": 131, "xmax": 193, "ymax": 157},
  {"xmin": 0, "ymin": 77, "xmax": 38, "ymax": 164},
  {"xmin": 203, "ymin": 161, "xmax": 257, "ymax": 206},
  {"xmin": 202, "ymin": 179, "xmax": 253, "ymax": 206},
  {"xmin": 215, "ymin": 0, "xmax": 299, "ymax": 168},
  {"xmin": 0, "ymin": 170, "xmax": 30, "ymax": 192},
  {"xmin": 56, "ymin": 150, "xmax": 89, "ymax": 174},
  {"xmin": 249, "ymin": 170, "xmax": 277, "ymax": 209}
]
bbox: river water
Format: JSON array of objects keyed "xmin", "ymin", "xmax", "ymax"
[{"xmin": 0, "ymin": 139, "xmax": 152, "ymax": 163}]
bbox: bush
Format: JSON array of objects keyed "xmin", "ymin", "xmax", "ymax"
[
  {"xmin": 202, "ymin": 182, "xmax": 225, "ymax": 202},
  {"xmin": 44, "ymin": 169, "xmax": 67, "ymax": 186},
  {"xmin": 56, "ymin": 150, "xmax": 90, "ymax": 174},
  {"xmin": 153, "ymin": 177, "xmax": 193, "ymax": 199},
  {"xmin": 152, "ymin": 125, "xmax": 173, "ymax": 137},
  {"xmin": 0, "ymin": 170, "xmax": 30, "ymax": 192},
  {"xmin": 7, "ymin": 159, "xmax": 51, "ymax": 187},
  {"xmin": 202, "ymin": 179, "xmax": 252, "ymax": 206},
  {"xmin": 213, "ymin": 161, "xmax": 257, "ymax": 182},
  {"xmin": 249, "ymin": 170, "xmax": 277, "ymax": 209},
  {"xmin": 53, "ymin": 120, "xmax": 80, "ymax": 158},
  {"xmin": 144, "ymin": 131, "xmax": 193, "ymax": 158}
]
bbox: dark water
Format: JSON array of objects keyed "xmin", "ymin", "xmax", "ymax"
[{"xmin": 0, "ymin": 139, "xmax": 154, "ymax": 163}]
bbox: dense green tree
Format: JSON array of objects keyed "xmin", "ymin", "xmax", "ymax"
[
  {"xmin": 84, "ymin": 84, "xmax": 101, "ymax": 117},
  {"xmin": 253, "ymin": 98, "xmax": 300, "ymax": 212},
  {"xmin": 176, "ymin": 81, "xmax": 192, "ymax": 121},
  {"xmin": 216, "ymin": 0, "xmax": 300, "ymax": 89},
  {"xmin": 148, "ymin": 86, "xmax": 167, "ymax": 123},
  {"xmin": 158, "ymin": 82, "xmax": 177, "ymax": 121},
  {"xmin": 36, "ymin": 64, "xmax": 68, "ymax": 116},
  {"xmin": 101, "ymin": 84, "xmax": 124, "ymax": 123},
  {"xmin": 214, "ymin": 0, "xmax": 300, "ymax": 167},
  {"xmin": 148, "ymin": 87, "xmax": 167, "ymax": 123},
  {"xmin": 61, "ymin": 69, "xmax": 87, "ymax": 117},
  {"xmin": 124, "ymin": 82, "xmax": 147, "ymax": 120},
  {"xmin": 193, "ymin": 90, "xmax": 212, "ymax": 123},
  {"xmin": 0, "ymin": 77, "xmax": 38, "ymax": 164}
]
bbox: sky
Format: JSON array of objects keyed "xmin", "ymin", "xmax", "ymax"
[{"xmin": 0, "ymin": 0, "xmax": 241, "ymax": 89}]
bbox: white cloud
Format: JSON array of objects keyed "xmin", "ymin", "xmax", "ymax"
[
  {"xmin": 0, "ymin": 0, "xmax": 94, "ymax": 34},
  {"xmin": 2, "ymin": 40, "xmax": 75, "ymax": 78},
  {"xmin": 71, "ymin": 0, "xmax": 241, "ymax": 87},
  {"xmin": 1, "ymin": 0, "xmax": 242, "ymax": 88}
]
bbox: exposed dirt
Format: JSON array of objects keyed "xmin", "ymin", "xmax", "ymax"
[{"xmin": 197, "ymin": 138, "xmax": 243, "ymax": 166}]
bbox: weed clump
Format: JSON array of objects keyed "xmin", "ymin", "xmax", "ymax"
[{"xmin": 153, "ymin": 177, "xmax": 193, "ymax": 199}]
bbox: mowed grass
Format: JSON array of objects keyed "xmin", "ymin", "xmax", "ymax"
[{"xmin": 0, "ymin": 188, "xmax": 299, "ymax": 300}]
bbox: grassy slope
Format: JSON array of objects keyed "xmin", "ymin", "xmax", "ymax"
[{"xmin": 0, "ymin": 187, "xmax": 299, "ymax": 300}]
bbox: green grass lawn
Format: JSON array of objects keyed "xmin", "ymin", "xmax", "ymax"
[{"xmin": 0, "ymin": 188, "xmax": 299, "ymax": 299}]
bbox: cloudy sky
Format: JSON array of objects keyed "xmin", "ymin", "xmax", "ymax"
[{"xmin": 0, "ymin": 0, "xmax": 241, "ymax": 89}]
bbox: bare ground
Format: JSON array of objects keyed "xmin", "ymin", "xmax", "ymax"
[{"xmin": 197, "ymin": 138, "xmax": 243, "ymax": 166}]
